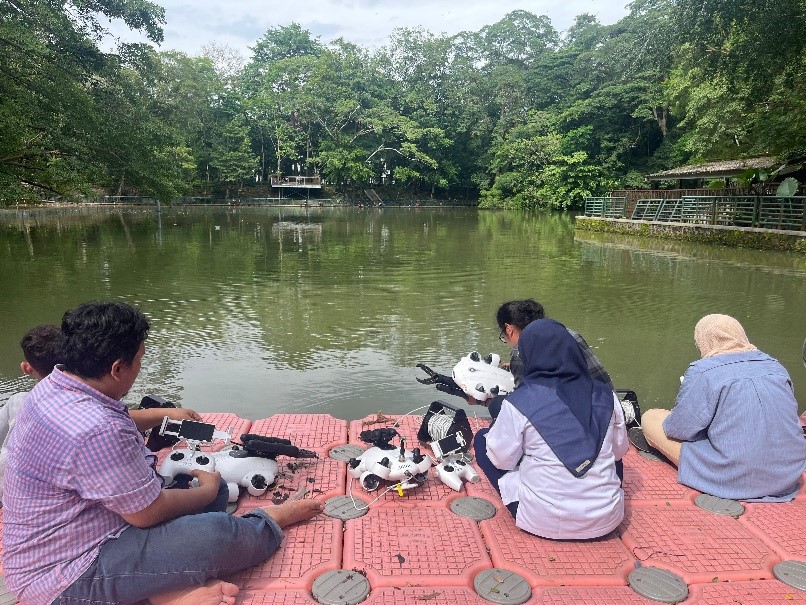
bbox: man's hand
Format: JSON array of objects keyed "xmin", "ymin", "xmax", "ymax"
[
  {"xmin": 190, "ymin": 469, "xmax": 222, "ymax": 494},
  {"xmin": 130, "ymin": 406, "xmax": 202, "ymax": 431},
  {"xmin": 120, "ymin": 470, "xmax": 221, "ymax": 528},
  {"xmin": 164, "ymin": 408, "xmax": 203, "ymax": 422}
]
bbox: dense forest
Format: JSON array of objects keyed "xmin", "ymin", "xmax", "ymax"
[{"xmin": 1, "ymin": 0, "xmax": 804, "ymax": 208}]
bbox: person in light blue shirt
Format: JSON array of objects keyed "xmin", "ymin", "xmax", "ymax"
[{"xmin": 642, "ymin": 314, "xmax": 805, "ymax": 502}]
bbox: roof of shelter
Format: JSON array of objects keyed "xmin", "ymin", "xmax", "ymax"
[{"xmin": 647, "ymin": 157, "xmax": 778, "ymax": 180}]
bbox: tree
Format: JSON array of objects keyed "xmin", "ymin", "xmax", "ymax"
[{"xmin": 0, "ymin": 0, "xmax": 168, "ymax": 201}]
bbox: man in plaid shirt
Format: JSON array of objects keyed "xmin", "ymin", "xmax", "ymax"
[{"xmin": 2, "ymin": 301, "xmax": 322, "ymax": 605}]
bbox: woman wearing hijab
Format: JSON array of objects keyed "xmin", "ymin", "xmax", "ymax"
[
  {"xmin": 642, "ymin": 314, "xmax": 805, "ymax": 502},
  {"xmin": 473, "ymin": 319, "xmax": 629, "ymax": 540}
]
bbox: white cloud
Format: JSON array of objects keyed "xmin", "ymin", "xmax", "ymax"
[{"xmin": 106, "ymin": 0, "xmax": 629, "ymax": 60}]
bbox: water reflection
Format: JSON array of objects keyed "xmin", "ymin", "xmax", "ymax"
[{"xmin": 0, "ymin": 206, "xmax": 803, "ymax": 419}]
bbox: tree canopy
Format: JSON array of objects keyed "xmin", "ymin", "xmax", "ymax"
[{"xmin": 2, "ymin": 0, "xmax": 803, "ymax": 207}]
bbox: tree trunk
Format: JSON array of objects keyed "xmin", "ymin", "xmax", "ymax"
[{"xmin": 652, "ymin": 106, "xmax": 668, "ymax": 137}]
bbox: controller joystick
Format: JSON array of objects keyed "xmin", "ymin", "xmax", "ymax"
[
  {"xmin": 435, "ymin": 455, "xmax": 480, "ymax": 491},
  {"xmin": 159, "ymin": 448, "xmax": 217, "ymax": 484}
]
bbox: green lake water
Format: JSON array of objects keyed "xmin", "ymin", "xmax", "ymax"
[{"xmin": 1, "ymin": 205, "xmax": 804, "ymax": 419}]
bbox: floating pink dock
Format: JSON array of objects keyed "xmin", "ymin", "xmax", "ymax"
[{"xmin": 1, "ymin": 411, "xmax": 804, "ymax": 604}]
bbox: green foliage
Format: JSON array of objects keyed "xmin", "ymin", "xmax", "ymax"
[
  {"xmin": 2, "ymin": 1, "xmax": 804, "ymax": 206},
  {"xmin": 776, "ymin": 177, "xmax": 799, "ymax": 198}
]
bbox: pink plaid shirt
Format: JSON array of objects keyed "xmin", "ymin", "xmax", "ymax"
[{"xmin": 2, "ymin": 367, "xmax": 162, "ymax": 605}]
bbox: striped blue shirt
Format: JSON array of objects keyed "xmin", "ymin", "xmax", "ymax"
[
  {"xmin": 2, "ymin": 367, "xmax": 162, "ymax": 604},
  {"xmin": 664, "ymin": 350, "xmax": 806, "ymax": 502}
]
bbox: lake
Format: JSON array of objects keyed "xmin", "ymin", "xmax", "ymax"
[{"xmin": 1, "ymin": 205, "xmax": 804, "ymax": 419}]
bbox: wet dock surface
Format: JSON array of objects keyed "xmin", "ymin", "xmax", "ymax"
[{"xmin": 1, "ymin": 411, "xmax": 805, "ymax": 604}]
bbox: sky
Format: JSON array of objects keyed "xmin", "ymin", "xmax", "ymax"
[{"xmin": 106, "ymin": 0, "xmax": 631, "ymax": 61}]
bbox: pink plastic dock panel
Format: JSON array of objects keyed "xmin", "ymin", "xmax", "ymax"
[
  {"xmin": 620, "ymin": 505, "xmax": 778, "ymax": 584},
  {"xmin": 739, "ymin": 500, "xmax": 806, "ymax": 560},
  {"xmin": 236, "ymin": 589, "xmax": 319, "ymax": 604},
  {"xmin": 343, "ymin": 506, "xmax": 491, "ymax": 588},
  {"xmin": 228, "ymin": 515, "xmax": 342, "ymax": 591},
  {"xmin": 237, "ymin": 455, "xmax": 346, "ymax": 509},
  {"xmin": 362, "ymin": 586, "xmax": 493, "ymax": 604},
  {"xmin": 480, "ymin": 509, "xmax": 634, "ymax": 587},
  {"xmin": 250, "ymin": 414, "xmax": 348, "ymax": 454},
  {"xmin": 620, "ymin": 447, "xmax": 694, "ymax": 505},
  {"xmin": 200, "ymin": 412, "xmax": 252, "ymax": 435},
  {"xmin": 686, "ymin": 579, "xmax": 806, "ymax": 603},
  {"xmin": 534, "ymin": 586, "xmax": 661, "ymax": 604}
]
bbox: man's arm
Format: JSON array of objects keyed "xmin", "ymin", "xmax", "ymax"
[
  {"xmin": 129, "ymin": 407, "xmax": 202, "ymax": 432},
  {"xmin": 119, "ymin": 469, "xmax": 220, "ymax": 528}
]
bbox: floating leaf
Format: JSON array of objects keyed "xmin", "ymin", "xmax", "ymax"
[
  {"xmin": 711, "ymin": 577, "xmax": 719, "ymax": 583},
  {"xmin": 396, "ymin": 553, "xmax": 406, "ymax": 565}
]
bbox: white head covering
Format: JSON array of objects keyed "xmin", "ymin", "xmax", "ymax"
[{"xmin": 694, "ymin": 314, "xmax": 757, "ymax": 358}]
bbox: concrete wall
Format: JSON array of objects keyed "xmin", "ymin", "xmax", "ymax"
[{"xmin": 574, "ymin": 217, "xmax": 806, "ymax": 253}]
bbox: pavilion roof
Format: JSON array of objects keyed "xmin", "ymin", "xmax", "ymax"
[{"xmin": 646, "ymin": 157, "xmax": 778, "ymax": 180}]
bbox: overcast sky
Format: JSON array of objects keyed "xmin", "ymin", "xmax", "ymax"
[{"xmin": 107, "ymin": 0, "xmax": 631, "ymax": 61}]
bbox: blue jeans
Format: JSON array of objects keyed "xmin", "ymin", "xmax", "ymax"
[
  {"xmin": 57, "ymin": 480, "xmax": 283, "ymax": 604},
  {"xmin": 473, "ymin": 428, "xmax": 519, "ymax": 519}
]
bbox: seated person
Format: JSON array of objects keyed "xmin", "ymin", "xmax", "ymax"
[
  {"xmin": 2, "ymin": 301, "xmax": 323, "ymax": 605},
  {"xmin": 497, "ymin": 299, "xmax": 613, "ymax": 389},
  {"xmin": 0, "ymin": 324, "xmax": 64, "ymax": 499},
  {"xmin": 641, "ymin": 314, "xmax": 805, "ymax": 502},
  {"xmin": 0, "ymin": 325, "xmax": 207, "ymax": 500},
  {"xmin": 473, "ymin": 319, "xmax": 629, "ymax": 539},
  {"xmin": 482, "ymin": 299, "xmax": 613, "ymax": 419}
]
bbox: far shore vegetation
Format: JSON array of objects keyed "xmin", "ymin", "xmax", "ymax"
[{"xmin": 1, "ymin": 1, "xmax": 804, "ymax": 209}]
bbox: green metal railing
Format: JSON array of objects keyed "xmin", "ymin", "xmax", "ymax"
[
  {"xmin": 583, "ymin": 197, "xmax": 627, "ymax": 218},
  {"xmin": 598, "ymin": 195, "xmax": 806, "ymax": 232}
]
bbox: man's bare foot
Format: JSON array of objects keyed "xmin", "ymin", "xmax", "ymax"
[
  {"xmin": 261, "ymin": 498, "xmax": 324, "ymax": 528},
  {"xmin": 149, "ymin": 579, "xmax": 238, "ymax": 605}
]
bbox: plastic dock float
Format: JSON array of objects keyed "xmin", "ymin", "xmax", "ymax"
[{"xmin": 0, "ymin": 411, "xmax": 804, "ymax": 605}]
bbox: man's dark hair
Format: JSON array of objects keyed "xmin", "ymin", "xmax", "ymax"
[
  {"xmin": 61, "ymin": 301, "xmax": 149, "ymax": 378},
  {"xmin": 496, "ymin": 299, "xmax": 545, "ymax": 331},
  {"xmin": 20, "ymin": 324, "xmax": 64, "ymax": 377}
]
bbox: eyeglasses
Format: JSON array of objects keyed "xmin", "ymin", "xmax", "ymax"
[{"xmin": 498, "ymin": 328, "xmax": 507, "ymax": 343}]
